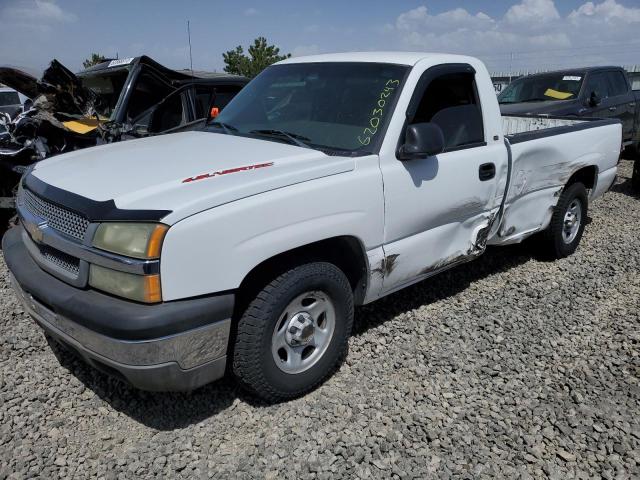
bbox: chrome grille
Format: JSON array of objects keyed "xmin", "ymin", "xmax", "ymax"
[
  {"xmin": 23, "ymin": 189, "xmax": 89, "ymax": 241},
  {"xmin": 40, "ymin": 245, "xmax": 80, "ymax": 277}
]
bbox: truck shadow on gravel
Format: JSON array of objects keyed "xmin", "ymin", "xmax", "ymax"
[
  {"xmin": 47, "ymin": 241, "xmax": 548, "ymax": 430},
  {"xmin": 609, "ymin": 177, "xmax": 639, "ymax": 198},
  {"xmin": 352, "ymin": 242, "xmax": 540, "ymax": 337},
  {"xmin": 48, "ymin": 339, "xmax": 263, "ymax": 430}
]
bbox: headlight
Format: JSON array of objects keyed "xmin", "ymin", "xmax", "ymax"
[
  {"xmin": 89, "ymin": 265, "xmax": 162, "ymax": 303},
  {"xmin": 93, "ymin": 223, "xmax": 168, "ymax": 259}
]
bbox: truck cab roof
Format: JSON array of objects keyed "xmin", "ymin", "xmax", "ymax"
[
  {"xmin": 78, "ymin": 55, "xmax": 248, "ymax": 85},
  {"xmin": 518, "ymin": 66, "xmax": 624, "ymax": 77},
  {"xmin": 277, "ymin": 51, "xmax": 480, "ymax": 67}
]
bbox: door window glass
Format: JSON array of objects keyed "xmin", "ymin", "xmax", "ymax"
[
  {"xmin": 412, "ymin": 72, "xmax": 484, "ymax": 150},
  {"xmin": 126, "ymin": 72, "xmax": 174, "ymax": 121},
  {"xmin": 148, "ymin": 91, "xmax": 186, "ymax": 132},
  {"xmin": 608, "ymin": 72, "xmax": 629, "ymax": 97},
  {"xmin": 584, "ymin": 73, "xmax": 611, "ymax": 100}
]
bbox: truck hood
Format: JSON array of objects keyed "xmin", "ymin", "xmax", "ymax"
[{"xmin": 31, "ymin": 131, "xmax": 356, "ymax": 224}]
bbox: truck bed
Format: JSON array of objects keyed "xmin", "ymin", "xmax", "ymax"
[
  {"xmin": 489, "ymin": 115, "xmax": 622, "ymax": 246},
  {"xmin": 502, "ymin": 115, "xmax": 583, "ymax": 135},
  {"xmin": 502, "ymin": 114, "xmax": 620, "ymax": 142}
]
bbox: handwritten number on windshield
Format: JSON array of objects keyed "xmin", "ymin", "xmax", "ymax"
[{"xmin": 358, "ymin": 79, "xmax": 400, "ymax": 147}]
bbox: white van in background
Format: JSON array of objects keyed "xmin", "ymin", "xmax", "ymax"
[{"xmin": 0, "ymin": 87, "xmax": 29, "ymax": 119}]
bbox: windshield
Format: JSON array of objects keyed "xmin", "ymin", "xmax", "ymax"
[
  {"xmin": 207, "ymin": 62, "xmax": 409, "ymax": 155},
  {"xmin": 79, "ymin": 69, "xmax": 130, "ymax": 119},
  {"xmin": 499, "ymin": 72, "xmax": 585, "ymax": 104}
]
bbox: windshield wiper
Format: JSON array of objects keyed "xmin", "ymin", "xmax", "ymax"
[
  {"xmin": 209, "ymin": 121, "xmax": 238, "ymax": 135},
  {"xmin": 249, "ymin": 129, "xmax": 313, "ymax": 149},
  {"xmin": 521, "ymin": 98, "xmax": 550, "ymax": 103}
]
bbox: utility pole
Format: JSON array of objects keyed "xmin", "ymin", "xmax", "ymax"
[{"xmin": 187, "ymin": 20, "xmax": 194, "ymax": 77}]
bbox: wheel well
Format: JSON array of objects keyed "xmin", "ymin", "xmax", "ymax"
[
  {"xmin": 567, "ymin": 166, "xmax": 597, "ymax": 190},
  {"xmin": 235, "ymin": 236, "xmax": 369, "ymax": 316}
]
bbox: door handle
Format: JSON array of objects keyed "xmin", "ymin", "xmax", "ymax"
[
  {"xmin": 630, "ymin": 103, "xmax": 636, "ymax": 107},
  {"xmin": 479, "ymin": 163, "xmax": 496, "ymax": 181},
  {"xmin": 609, "ymin": 106, "xmax": 617, "ymax": 112}
]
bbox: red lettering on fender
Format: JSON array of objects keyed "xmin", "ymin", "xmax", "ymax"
[{"xmin": 182, "ymin": 162, "xmax": 274, "ymax": 184}]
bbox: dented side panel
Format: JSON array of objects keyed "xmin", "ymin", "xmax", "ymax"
[
  {"xmin": 363, "ymin": 247, "xmax": 386, "ymax": 304},
  {"xmin": 489, "ymin": 122, "xmax": 621, "ymax": 245},
  {"xmin": 377, "ymin": 211, "xmax": 497, "ymax": 296}
]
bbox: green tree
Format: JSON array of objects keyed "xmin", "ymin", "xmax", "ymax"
[
  {"xmin": 82, "ymin": 53, "xmax": 107, "ymax": 69},
  {"xmin": 223, "ymin": 37, "xmax": 291, "ymax": 78}
]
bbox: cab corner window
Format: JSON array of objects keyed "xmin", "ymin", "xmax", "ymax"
[{"xmin": 411, "ymin": 72, "xmax": 484, "ymax": 151}]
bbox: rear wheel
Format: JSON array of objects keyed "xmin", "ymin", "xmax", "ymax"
[
  {"xmin": 232, "ymin": 262, "xmax": 353, "ymax": 402},
  {"xmin": 543, "ymin": 182, "xmax": 588, "ymax": 259}
]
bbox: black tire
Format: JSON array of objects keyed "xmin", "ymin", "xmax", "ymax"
[
  {"xmin": 543, "ymin": 182, "xmax": 588, "ymax": 259},
  {"xmin": 232, "ymin": 262, "xmax": 354, "ymax": 402},
  {"xmin": 632, "ymin": 159, "xmax": 640, "ymax": 192}
]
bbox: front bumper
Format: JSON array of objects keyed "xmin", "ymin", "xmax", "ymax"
[{"xmin": 3, "ymin": 226, "xmax": 235, "ymax": 391}]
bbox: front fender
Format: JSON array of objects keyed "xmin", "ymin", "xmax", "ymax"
[{"xmin": 160, "ymin": 159, "xmax": 384, "ymax": 301}]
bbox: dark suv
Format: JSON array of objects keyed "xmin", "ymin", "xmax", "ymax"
[{"xmin": 499, "ymin": 67, "xmax": 640, "ymax": 151}]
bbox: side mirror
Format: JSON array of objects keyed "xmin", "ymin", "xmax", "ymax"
[
  {"xmin": 22, "ymin": 99, "xmax": 33, "ymax": 112},
  {"xmin": 588, "ymin": 91, "xmax": 601, "ymax": 107},
  {"xmin": 398, "ymin": 123, "xmax": 445, "ymax": 160}
]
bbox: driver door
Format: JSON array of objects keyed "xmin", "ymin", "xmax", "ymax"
[{"xmin": 379, "ymin": 64, "xmax": 508, "ymax": 294}]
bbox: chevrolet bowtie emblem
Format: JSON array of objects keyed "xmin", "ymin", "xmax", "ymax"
[{"xmin": 24, "ymin": 219, "xmax": 45, "ymax": 244}]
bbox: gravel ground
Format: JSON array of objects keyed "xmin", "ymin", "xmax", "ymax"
[{"xmin": 1, "ymin": 160, "xmax": 639, "ymax": 479}]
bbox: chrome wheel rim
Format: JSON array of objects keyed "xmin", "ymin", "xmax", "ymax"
[
  {"xmin": 271, "ymin": 291, "xmax": 336, "ymax": 374},
  {"xmin": 562, "ymin": 199, "xmax": 582, "ymax": 244}
]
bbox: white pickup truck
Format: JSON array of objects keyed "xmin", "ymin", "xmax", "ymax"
[{"xmin": 3, "ymin": 53, "xmax": 621, "ymax": 402}]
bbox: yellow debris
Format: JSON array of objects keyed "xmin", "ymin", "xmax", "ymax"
[
  {"xmin": 544, "ymin": 88, "xmax": 573, "ymax": 100},
  {"xmin": 62, "ymin": 118, "xmax": 103, "ymax": 134}
]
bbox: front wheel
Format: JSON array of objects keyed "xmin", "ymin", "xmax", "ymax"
[
  {"xmin": 232, "ymin": 262, "xmax": 354, "ymax": 402},
  {"xmin": 542, "ymin": 182, "xmax": 588, "ymax": 259}
]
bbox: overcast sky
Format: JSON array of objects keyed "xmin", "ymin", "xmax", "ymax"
[{"xmin": 1, "ymin": 0, "xmax": 639, "ymax": 75}]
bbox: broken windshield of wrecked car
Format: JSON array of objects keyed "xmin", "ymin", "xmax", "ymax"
[
  {"xmin": 79, "ymin": 69, "xmax": 130, "ymax": 119},
  {"xmin": 207, "ymin": 62, "xmax": 409, "ymax": 154}
]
